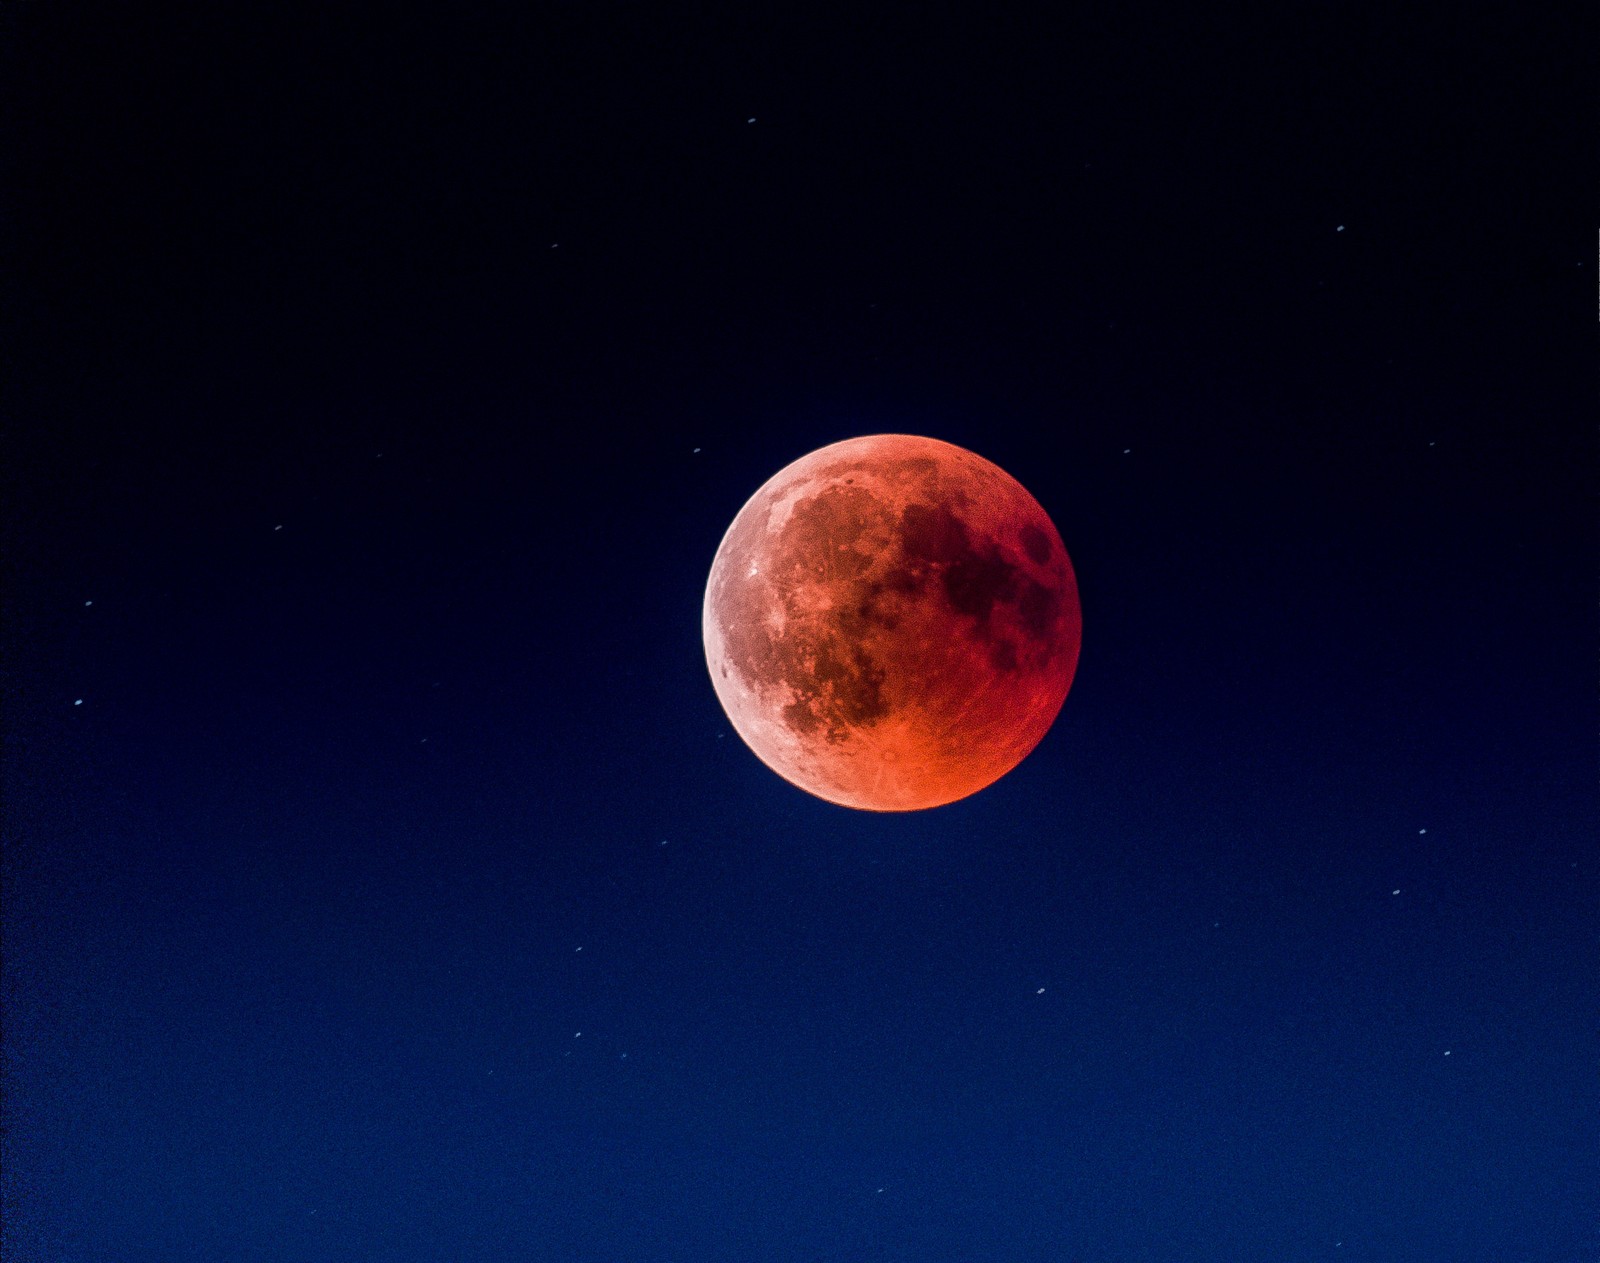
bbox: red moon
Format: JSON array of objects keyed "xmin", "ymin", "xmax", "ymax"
[{"xmin": 703, "ymin": 434, "xmax": 1081, "ymax": 811}]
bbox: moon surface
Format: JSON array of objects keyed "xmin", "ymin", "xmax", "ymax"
[{"xmin": 703, "ymin": 434, "xmax": 1081, "ymax": 811}]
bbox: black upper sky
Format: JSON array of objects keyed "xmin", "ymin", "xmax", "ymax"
[{"xmin": 4, "ymin": 6, "xmax": 1595, "ymax": 1262}]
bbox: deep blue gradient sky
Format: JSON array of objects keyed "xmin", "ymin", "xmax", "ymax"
[{"xmin": 5, "ymin": 7, "xmax": 1595, "ymax": 1261}]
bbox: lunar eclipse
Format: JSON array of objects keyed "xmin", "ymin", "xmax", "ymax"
[{"xmin": 704, "ymin": 434, "xmax": 1081, "ymax": 811}]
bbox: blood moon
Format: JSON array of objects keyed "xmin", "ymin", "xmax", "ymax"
[{"xmin": 703, "ymin": 434, "xmax": 1081, "ymax": 811}]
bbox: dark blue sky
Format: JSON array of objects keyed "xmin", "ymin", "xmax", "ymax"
[{"xmin": 4, "ymin": 6, "xmax": 1594, "ymax": 1261}]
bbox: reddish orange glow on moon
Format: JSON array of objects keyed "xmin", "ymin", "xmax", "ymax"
[{"xmin": 703, "ymin": 434, "xmax": 1081, "ymax": 811}]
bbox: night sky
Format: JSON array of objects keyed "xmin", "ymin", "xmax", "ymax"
[{"xmin": 3, "ymin": 7, "xmax": 1594, "ymax": 1262}]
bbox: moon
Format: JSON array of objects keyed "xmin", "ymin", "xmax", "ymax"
[{"xmin": 703, "ymin": 434, "xmax": 1081, "ymax": 811}]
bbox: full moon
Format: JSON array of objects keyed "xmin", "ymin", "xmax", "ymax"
[{"xmin": 703, "ymin": 434, "xmax": 1081, "ymax": 811}]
